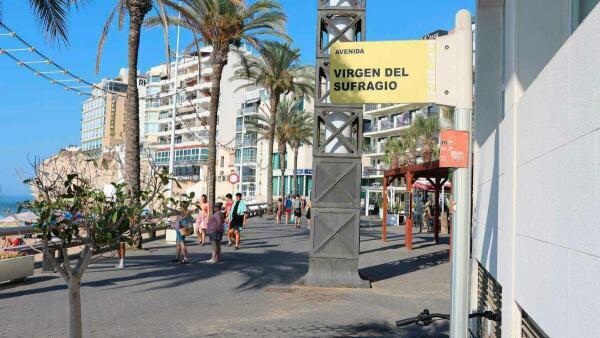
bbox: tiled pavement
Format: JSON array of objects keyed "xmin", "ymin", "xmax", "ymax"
[{"xmin": 0, "ymin": 217, "xmax": 451, "ymax": 337}]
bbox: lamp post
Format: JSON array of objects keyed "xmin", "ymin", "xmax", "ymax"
[{"xmin": 167, "ymin": 2, "xmax": 182, "ymax": 199}]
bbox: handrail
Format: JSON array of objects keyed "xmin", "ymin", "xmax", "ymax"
[{"xmin": 0, "ymin": 203, "xmax": 269, "ymax": 238}]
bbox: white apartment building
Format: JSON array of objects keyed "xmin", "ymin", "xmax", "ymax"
[
  {"xmin": 472, "ymin": 1, "xmax": 600, "ymax": 337},
  {"xmin": 267, "ymin": 96, "xmax": 314, "ymax": 200},
  {"xmin": 142, "ymin": 47, "xmax": 246, "ymax": 193},
  {"xmin": 233, "ymin": 87, "xmax": 266, "ymax": 201},
  {"xmin": 235, "ymin": 89, "xmax": 314, "ymax": 202}
]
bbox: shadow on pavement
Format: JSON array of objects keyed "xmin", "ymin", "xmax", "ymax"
[
  {"xmin": 221, "ymin": 320, "xmax": 448, "ymax": 337},
  {"xmin": 0, "ymin": 275, "xmax": 62, "ymax": 298},
  {"xmin": 360, "ymin": 250, "xmax": 449, "ymax": 283},
  {"xmin": 83, "ymin": 247, "xmax": 309, "ymax": 292}
]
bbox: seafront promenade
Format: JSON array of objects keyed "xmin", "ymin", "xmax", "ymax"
[{"xmin": 0, "ymin": 217, "xmax": 451, "ymax": 337}]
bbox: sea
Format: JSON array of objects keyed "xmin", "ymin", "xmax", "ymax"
[{"xmin": 0, "ymin": 195, "xmax": 31, "ymax": 216}]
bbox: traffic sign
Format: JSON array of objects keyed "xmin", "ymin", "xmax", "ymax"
[{"xmin": 228, "ymin": 173, "xmax": 239, "ymax": 184}]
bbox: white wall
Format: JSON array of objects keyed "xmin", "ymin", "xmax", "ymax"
[{"xmin": 473, "ymin": 1, "xmax": 600, "ymax": 337}]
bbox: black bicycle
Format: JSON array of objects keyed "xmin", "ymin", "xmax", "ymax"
[{"xmin": 396, "ymin": 309, "xmax": 501, "ymax": 335}]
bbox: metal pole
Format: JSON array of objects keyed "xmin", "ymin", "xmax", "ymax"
[
  {"xmin": 450, "ymin": 9, "xmax": 474, "ymax": 338},
  {"xmin": 239, "ymin": 94, "xmax": 245, "ymax": 194},
  {"xmin": 167, "ymin": 4, "xmax": 182, "ymax": 199}
]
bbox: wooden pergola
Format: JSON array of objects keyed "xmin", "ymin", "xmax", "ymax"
[{"xmin": 382, "ymin": 160, "xmax": 451, "ymax": 250}]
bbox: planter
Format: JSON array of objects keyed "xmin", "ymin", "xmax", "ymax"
[
  {"xmin": 386, "ymin": 214, "xmax": 399, "ymax": 226},
  {"xmin": 0, "ymin": 255, "xmax": 34, "ymax": 283}
]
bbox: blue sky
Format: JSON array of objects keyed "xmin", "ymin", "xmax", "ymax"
[{"xmin": 0, "ymin": 0, "xmax": 475, "ymax": 198}]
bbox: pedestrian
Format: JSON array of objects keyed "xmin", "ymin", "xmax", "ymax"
[
  {"xmin": 305, "ymin": 199, "xmax": 312, "ymax": 229},
  {"xmin": 195, "ymin": 194, "xmax": 209, "ymax": 245},
  {"xmin": 114, "ymin": 222, "xmax": 131, "ymax": 269},
  {"xmin": 293, "ymin": 194, "xmax": 302, "ymax": 228},
  {"xmin": 284, "ymin": 195, "xmax": 292, "ymax": 224},
  {"xmin": 173, "ymin": 207, "xmax": 192, "ymax": 264},
  {"xmin": 2, "ymin": 236, "xmax": 24, "ymax": 250},
  {"xmin": 227, "ymin": 193, "xmax": 247, "ymax": 250},
  {"xmin": 206, "ymin": 202, "xmax": 225, "ymax": 263},
  {"xmin": 115, "ymin": 240, "xmax": 126, "ymax": 269},
  {"xmin": 276, "ymin": 197, "xmax": 283, "ymax": 224},
  {"xmin": 224, "ymin": 193, "xmax": 234, "ymax": 245}
]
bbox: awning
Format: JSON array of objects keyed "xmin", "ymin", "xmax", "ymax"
[{"xmin": 413, "ymin": 179, "xmax": 452, "ymax": 191}]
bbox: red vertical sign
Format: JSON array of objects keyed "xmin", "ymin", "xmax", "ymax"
[{"xmin": 439, "ymin": 130, "xmax": 469, "ymax": 168}]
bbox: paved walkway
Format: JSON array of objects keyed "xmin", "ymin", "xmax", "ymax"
[{"xmin": 0, "ymin": 217, "xmax": 451, "ymax": 337}]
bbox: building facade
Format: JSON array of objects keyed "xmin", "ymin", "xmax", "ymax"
[
  {"xmin": 472, "ymin": 1, "xmax": 600, "ymax": 337},
  {"xmin": 361, "ymin": 103, "xmax": 441, "ymax": 214},
  {"xmin": 234, "ymin": 89, "xmax": 314, "ymax": 202},
  {"xmin": 80, "ymin": 72, "xmax": 128, "ymax": 157},
  {"xmin": 140, "ymin": 47, "xmax": 251, "ymax": 199},
  {"xmin": 80, "ymin": 68, "xmax": 147, "ymax": 158}
]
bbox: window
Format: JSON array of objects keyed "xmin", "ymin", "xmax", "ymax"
[
  {"xmin": 272, "ymin": 176, "xmax": 280, "ymax": 195},
  {"xmin": 220, "ymin": 156, "xmax": 225, "ymax": 167},
  {"xmin": 272, "ymin": 153, "xmax": 280, "ymax": 170},
  {"xmin": 572, "ymin": 0, "xmax": 599, "ymax": 30}
]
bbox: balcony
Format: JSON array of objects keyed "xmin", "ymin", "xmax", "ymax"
[
  {"xmin": 364, "ymin": 114, "xmax": 413, "ymax": 137},
  {"xmin": 364, "ymin": 142, "xmax": 386, "ymax": 156},
  {"xmin": 362, "ymin": 165, "xmax": 386, "ymax": 177},
  {"xmin": 239, "ymin": 106, "xmax": 259, "ymax": 115},
  {"xmin": 234, "ymin": 156, "xmax": 257, "ymax": 164},
  {"xmin": 363, "ymin": 102, "xmax": 424, "ymax": 117},
  {"xmin": 379, "ymin": 118, "xmax": 394, "ymax": 131},
  {"xmin": 236, "ymin": 138, "xmax": 257, "ymax": 147}
]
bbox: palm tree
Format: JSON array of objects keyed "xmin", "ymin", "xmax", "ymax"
[
  {"xmin": 411, "ymin": 115, "xmax": 439, "ymax": 163},
  {"xmin": 232, "ymin": 41, "xmax": 314, "ymax": 207},
  {"xmin": 288, "ymin": 106, "xmax": 312, "ymax": 195},
  {"xmin": 148, "ymin": 0, "xmax": 287, "ymax": 209},
  {"xmin": 246, "ymin": 97, "xmax": 302, "ymax": 198},
  {"xmin": 0, "ymin": 0, "xmax": 84, "ymax": 44},
  {"xmin": 383, "ymin": 137, "xmax": 407, "ymax": 168},
  {"xmin": 96, "ymin": 0, "xmax": 169, "ymax": 248},
  {"xmin": 405, "ymin": 128, "xmax": 419, "ymax": 165}
]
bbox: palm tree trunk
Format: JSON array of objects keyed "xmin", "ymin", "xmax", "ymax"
[
  {"xmin": 292, "ymin": 145, "xmax": 299, "ymax": 195},
  {"xmin": 207, "ymin": 60, "xmax": 227, "ymax": 211},
  {"xmin": 278, "ymin": 142, "xmax": 286, "ymax": 198},
  {"xmin": 125, "ymin": 1, "xmax": 151, "ymax": 248},
  {"xmin": 266, "ymin": 94, "xmax": 280, "ymax": 207}
]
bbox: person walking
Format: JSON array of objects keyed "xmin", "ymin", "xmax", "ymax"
[
  {"xmin": 284, "ymin": 195, "xmax": 293, "ymax": 224},
  {"xmin": 424, "ymin": 200, "xmax": 433, "ymax": 232},
  {"xmin": 206, "ymin": 202, "xmax": 225, "ymax": 263},
  {"xmin": 276, "ymin": 197, "xmax": 284, "ymax": 224},
  {"xmin": 173, "ymin": 207, "xmax": 192, "ymax": 264},
  {"xmin": 227, "ymin": 193, "xmax": 247, "ymax": 250},
  {"xmin": 293, "ymin": 194, "xmax": 302, "ymax": 229},
  {"xmin": 224, "ymin": 193, "xmax": 234, "ymax": 245},
  {"xmin": 305, "ymin": 199, "xmax": 312, "ymax": 229},
  {"xmin": 195, "ymin": 194, "xmax": 209, "ymax": 245}
]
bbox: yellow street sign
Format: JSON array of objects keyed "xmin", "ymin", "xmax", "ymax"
[{"xmin": 330, "ymin": 40, "xmax": 436, "ymax": 104}]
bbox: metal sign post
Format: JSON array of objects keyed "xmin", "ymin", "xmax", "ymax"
[
  {"xmin": 324, "ymin": 5, "xmax": 475, "ymax": 333},
  {"xmin": 449, "ymin": 10, "xmax": 474, "ymax": 338}
]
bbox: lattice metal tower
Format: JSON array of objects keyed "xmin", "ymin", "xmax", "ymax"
[{"xmin": 300, "ymin": 0, "xmax": 370, "ymax": 288}]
